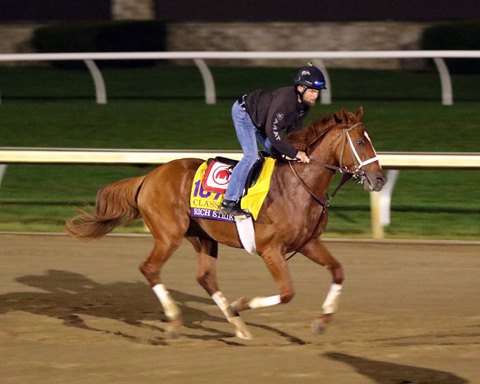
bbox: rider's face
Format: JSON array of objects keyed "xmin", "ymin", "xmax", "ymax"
[{"xmin": 300, "ymin": 87, "xmax": 320, "ymax": 107}]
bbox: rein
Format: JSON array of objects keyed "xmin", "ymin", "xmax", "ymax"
[
  {"xmin": 285, "ymin": 122, "xmax": 378, "ymax": 261},
  {"xmin": 288, "ymin": 161, "xmax": 328, "ymax": 207},
  {"xmin": 285, "ymin": 160, "xmax": 348, "ymax": 261},
  {"xmin": 290, "ymin": 159, "xmax": 358, "ymax": 201}
]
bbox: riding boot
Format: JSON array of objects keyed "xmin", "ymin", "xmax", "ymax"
[{"xmin": 220, "ymin": 199, "xmax": 247, "ymax": 216}]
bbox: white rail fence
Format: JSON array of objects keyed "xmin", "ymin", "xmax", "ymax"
[
  {"xmin": 1, "ymin": 148, "xmax": 479, "ymax": 239},
  {"xmin": 1, "ymin": 50, "xmax": 480, "ymax": 105}
]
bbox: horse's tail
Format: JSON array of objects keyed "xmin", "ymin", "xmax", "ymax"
[{"xmin": 65, "ymin": 176, "xmax": 146, "ymax": 238}]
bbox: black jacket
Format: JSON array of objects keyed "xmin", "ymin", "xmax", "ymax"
[{"xmin": 244, "ymin": 86, "xmax": 310, "ymax": 159}]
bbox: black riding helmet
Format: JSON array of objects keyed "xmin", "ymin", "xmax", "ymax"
[{"xmin": 294, "ymin": 64, "xmax": 327, "ymax": 90}]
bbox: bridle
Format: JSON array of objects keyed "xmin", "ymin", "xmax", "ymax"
[
  {"xmin": 286, "ymin": 122, "xmax": 379, "ymax": 259},
  {"xmin": 338, "ymin": 122, "xmax": 380, "ymax": 182},
  {"xmin": 289, "ymin": 122, "xmax": 379, "ymax": 203}
]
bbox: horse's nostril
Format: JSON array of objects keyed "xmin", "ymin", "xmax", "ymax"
[{"xmin": 375, "ymin": 177, "xmax": 386, "ymax": 190}]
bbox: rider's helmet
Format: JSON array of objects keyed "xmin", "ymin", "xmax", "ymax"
[{"xmin": 294, "ymin": 64, "xmax": 327, "ymax": 90}]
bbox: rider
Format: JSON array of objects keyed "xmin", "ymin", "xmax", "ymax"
[{"xmin": 220, "ymin": 63, "xmax": 327, "ymax": 216}]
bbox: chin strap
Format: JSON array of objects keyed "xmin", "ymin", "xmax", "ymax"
[{"xmin": 295, "ymin": 85, "xmax": 307, "ymax": 99}]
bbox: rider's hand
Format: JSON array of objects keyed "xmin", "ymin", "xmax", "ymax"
[{"xmin": 295, "ymin": 150, "xmax": 310, "ymax": 163}]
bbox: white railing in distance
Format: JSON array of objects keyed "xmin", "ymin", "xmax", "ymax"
[
  {"xmin": 1, "ymin": 148, "xmax": 479, "ymax": 239},
  {"xmin": 1, "ymin": 50, "xmax": 479, "ymax": 106}
]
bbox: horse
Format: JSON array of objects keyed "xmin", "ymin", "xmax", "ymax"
[{"xmin": 65, "ymin": 106, "xmax": 387, "ymax": 340}]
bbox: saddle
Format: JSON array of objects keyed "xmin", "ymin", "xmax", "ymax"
[
  {"xmin": 190, "ymin": 152, "xmax": 275, "ymax": 222},
  {"xmin": 202, "ymin": 151, "xmax": 269, "ymax": 196}
]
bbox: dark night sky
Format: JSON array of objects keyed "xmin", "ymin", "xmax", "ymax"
[
  {"xmin": 0, "ymin": 0, "xmax": 111, "ymax": 21},
  {"xmin": 154, "ymin": 0, "xmax": 479, "ymax": 22},
  {"xmin": 0, "ymin": 0, "xmax": 477, "ymax": 22}
]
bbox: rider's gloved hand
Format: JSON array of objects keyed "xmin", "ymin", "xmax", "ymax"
[{"xmin": 295, "ymin": 150, "xmax": 310, "ymax": 163}]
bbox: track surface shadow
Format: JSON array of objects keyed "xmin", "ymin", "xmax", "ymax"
[
  {"xmin": 0, "ymin": 269, "xmax": 306, "ymax": 345},
  {"xmin": 325, "ymin": 352, "xmax": 468, "ymax": 384}
]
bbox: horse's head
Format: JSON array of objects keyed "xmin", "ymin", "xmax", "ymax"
[{"xmin": 290, "ymin": 107, "xmax": 387, "ymax": 192}]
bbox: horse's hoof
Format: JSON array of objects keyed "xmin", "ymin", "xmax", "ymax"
[
  {"xmin": 165, "ymin": 317, "xmax": 182, "ymax": 339},
  {"xmin": 322, "ymin": 313, "xmax": 333, "ymax": 324},
  {"xmin": 229, "ymin": 316, "xmax": 253, "ymax": 340},
  {"xmin": 312, "ymin": 314, "xmax": 334, "ymax": 334},
  {"xmin": 236, "ymin": 328, "xmax": 253, "ymax": 340},
  {"xmin": 165, "ymin": 325, "xmax": 180, "ymax": 339},
  {"xmin": 311, "ymin": 318, "xmax": 327, "ymax": 334}
]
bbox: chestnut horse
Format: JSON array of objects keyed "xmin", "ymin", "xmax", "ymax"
[{"xmin": 66, "ymin": 106, "xmax": 386, "ymax": 339}]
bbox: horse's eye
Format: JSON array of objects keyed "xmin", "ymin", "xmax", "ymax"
[{"xmin": 356, "ymin": 139, "xmax": 366, "ymax": 147}]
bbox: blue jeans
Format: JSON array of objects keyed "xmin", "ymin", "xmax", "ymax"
[{"xmin": 224, "ymin": 101, "xmax": 272, "ymax": 201}]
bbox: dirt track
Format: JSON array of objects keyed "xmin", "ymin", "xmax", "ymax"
[{"xmin": 0, "ymin": 233, "xmax": 479, "ymax": 384}]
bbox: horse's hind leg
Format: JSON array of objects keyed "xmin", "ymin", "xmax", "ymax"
[
  {"xmin": 187, "ymin": 236, "xmax": 252, "ymax": 340},
  {"xmin": 299, "ymin": 237, "xmax": 344, "ymax": 333},
  {"xmin": 139, "ymin": 201, "xmax": 189, "ymax": 338},
  {"xmin": 136, "ymin": 159, "xmax": 196, "ymax": 338},
  {"xmin": 139, "ymin": 237, "xmax": 184, "ymax": 338}
]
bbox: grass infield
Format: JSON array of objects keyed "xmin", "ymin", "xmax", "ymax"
[{"xmin": 0, "ymin": 66, "xmax": 479, "ymax": 239}]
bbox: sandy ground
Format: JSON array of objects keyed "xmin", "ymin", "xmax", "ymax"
[{"xmin": 0, "ymin": 233, "xmax": 479, "ymax": 384}]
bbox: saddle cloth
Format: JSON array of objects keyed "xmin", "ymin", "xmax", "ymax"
[{"xmin": 190, "ymin": 157, "xmax": 276, "ymax": 222}]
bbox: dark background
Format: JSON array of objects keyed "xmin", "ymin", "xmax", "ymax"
[
  {"xmin": 0, "ymin": 0, "xmax": 477, "ymax": 22},
  {"xmin": 0, "ymin": 0, "xmax": 111, "ymax": 22},
  {"xmin": 154, "ymin": 0, "xmax": 479, "ymax": 22}
]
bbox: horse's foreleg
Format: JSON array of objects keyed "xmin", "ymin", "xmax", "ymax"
[
  {"xmin": 187, "ymin": 236, "xmax": 252, "ymax": 340},
  {"xmin": 300, "ymin": 238, "xmax": 344, "ymax": 333},
  {"xmin": 231, "ymin": 295, "xmax": 282, "ymax": 312},
  {"xmin": 232, "ymin": 249, "xmax": 293, "ymax": 313}
]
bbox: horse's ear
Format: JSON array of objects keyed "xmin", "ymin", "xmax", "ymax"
[
  {"xmin": 340, "ymin": 108, "xmax": 350, "ymax": 123},
  {"xmin": 333, "ymin": 111, "xmax": 343, "ymax": 124},
  {"xmin": 356, "ymin": 106, "xmax": 364, "ymax": 121}
]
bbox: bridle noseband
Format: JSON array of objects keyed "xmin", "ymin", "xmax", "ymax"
[{"xmin": 339, "ymin": 122, "xmax": 380, "ymax": 183}]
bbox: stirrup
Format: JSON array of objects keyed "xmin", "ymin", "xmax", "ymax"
[{"xmin": 220, "ymin": 200, "xmax": 248, "ymax": 216}]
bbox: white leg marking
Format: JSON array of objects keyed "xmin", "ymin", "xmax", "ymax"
[
  {"xmin": 248, "ymin": 295, "xmax": 282, "ymax": 309},
  {"xmin": 152, "ymin": 284, "xmax": 181, "ymax": 320},
  {"xmin": 322, "ymin": 283, "xmax": 342, "ymax": 314},
  {"xmin": 212, "ymin": 291, "xmax": 252, "ymax": 340},
  {"xmin": 212, "ymin": 291, "xmax": 238, "ymax": 320}
]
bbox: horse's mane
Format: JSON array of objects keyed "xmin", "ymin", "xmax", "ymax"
[{"xmin": 287, "ymin": 107, "xmax": 363, "ymax": 152}]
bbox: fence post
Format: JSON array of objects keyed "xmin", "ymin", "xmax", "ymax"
[
  {"xmin": 370, "ymin": 191, "xmax": 384, "ymax": 239},
  {"xmin": 312, "ymin": 59, "xmax": 332, "ymax": 105},
  {"xmin": 433, "ymin": 57, "xmax": 453, "ymax": 106},
  {"xmin": 84, "ymin": 60, "xmax": 107, "ymax": 104},
  {"xmin": 193, "ymin": 58, "xmax": 216, "ymax": 105},
  {"xmin": 0, "ymin": 164, "xmax": 7, "ymax": 187}
]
